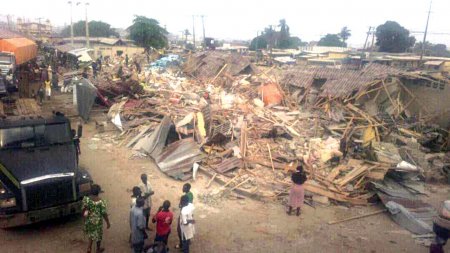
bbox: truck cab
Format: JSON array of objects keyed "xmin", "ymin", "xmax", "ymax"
[
  {"xmin": 0, "ymin": 52, "xmax": 16, "ymax": 87},
  {"xmin": 0, "ymin": 113, "xmax": 92, "ymax": 228}
]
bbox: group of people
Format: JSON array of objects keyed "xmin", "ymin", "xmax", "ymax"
[
  {"xmin": 129, "ymin": 174, "xmax": 196, "ymax": 253},
  {"xmin": 81, "ymin": 173, "xmax": 195, "ymax": 253}
]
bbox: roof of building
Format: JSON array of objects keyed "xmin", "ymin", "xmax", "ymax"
[
  {"xmin": 424, "ymin": 60, "xmax": 444, "ymax": 66},
  {"xmin": 0, "ymin": 28, "xmax": 23, "ymax": 39},
  {"xmin": 99, "ymin": 38, "xmax": 121, "ymax": 45},
  {"xmin": 281, "ymin": 63, "xmax": 402, "ymax": 98},
  {"xmin": 54, "ymin": 43, "xmax": 85, "ymax": 53}
]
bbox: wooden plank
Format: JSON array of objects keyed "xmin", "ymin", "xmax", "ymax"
[
  {"xmin": 205, "ymin": 173, "xmax": 217, "ymax": 189},
  {"xmin": 335, "ymin": 165, "xmax": 371, "ymax": 187},
  {"xmin": 303, "ymin": 182, "xmax": 367, "ymax": 205},
  {"xmin": 326, "ymin": 165, "xmax": 345, "ymax": 182},
  {"xmin": 214, "ymin": 157, "xmax": 242, "ymax": 173},
  {"xmin": 266, "ymin": 143, "xmax": 275, "ymax": 173},
  {"xmin": 328, "ymin": 209, "xmax": 387, "ymax": 225},
  {"xmin": 381, "ymin": 80, "xmax": 398, "ymax": 115}
]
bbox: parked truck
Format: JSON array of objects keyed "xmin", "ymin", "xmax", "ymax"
[
  {"xmin": 0, "ymin": 37, "xmax": 38, "ymax": 90},
  {"xmin": 0, "ymin": 108, "xmax": 92, "ymax": 228}
]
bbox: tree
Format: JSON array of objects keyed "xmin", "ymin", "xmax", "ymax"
[
  {"xmin": 60, "ymin": 20, "xmax": 119, "ymax": 37},
  {"xmin": 318, "ymin": 34, "xmax": 346, "ymax": 47},
  {"xmin": 413, "ymin": 42, "xmax": 450, "ymax": 57},
  {"xmin": 339, "ymin": 26, "xmax": 351, "ymax": 44},
  {"xmin": 127, "ymin": 16, "xmax": 168, "ymax": 50},
  {"xmin": 250, "ymin": 19, "xmax": 304, "ymax": 50},
  {"xmin": 376, "ymin": 21, "xmax": 416, "ymax": 53},
  {"xmin": 277, "ymin": 19, "xmax": 291, "ymax": 49},
  {"xmin": 249, "ymin": 35, "xmax": 268, "ymax": 50}
]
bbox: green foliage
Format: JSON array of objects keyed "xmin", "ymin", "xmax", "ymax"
[
  {"xmin": 250, "ymin": 19, "xmax": 305, "ymax": 50},
  {"xmin": 318, "ymin": 34, "xmax": 346, "ymax": 47},
  {"xmin": 249, "ymin": 36, "xmax": 268, "ymax": 50},
  {"xmin": 413, "ymin": 42, "xmax": 450, "ymax": 57},
  {"xmin": 60, "ymin": 20, "xmax": 119, "ymax": 38},
  {"xmin": 376, "ymin": 21, "xmax": 416, "ymax": 53},
  {"xmin": 127, "ymin": 16, "xmax": 168, "ymax": 50},
  {"xmin": 339, "ymin": 27, "xmax": 351, "ymax": 43}
]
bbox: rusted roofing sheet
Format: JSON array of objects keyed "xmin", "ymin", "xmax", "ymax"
[{"xmin": 282, "ymin": 63, "xmax": 402, "ymax": 98}]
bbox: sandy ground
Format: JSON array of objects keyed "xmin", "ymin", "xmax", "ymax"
[{"xmin": 0, "ymin": 94, "xmax": 449, "ymax": 253}]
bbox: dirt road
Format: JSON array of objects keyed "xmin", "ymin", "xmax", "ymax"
[{"xmin": 0, "ymin": 97, "xmax": 449, "ymax": 252}]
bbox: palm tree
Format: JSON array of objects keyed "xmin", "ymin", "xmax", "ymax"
[{"xmin": 339, "ymin": 26, "xmax": 351, "ymax": 44}]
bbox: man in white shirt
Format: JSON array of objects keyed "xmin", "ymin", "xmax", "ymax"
[
  {"xmin": 139, "ymin": 173, "xmax": 154, "ymax": 230},
  {"xmin": 179, "ymin": 195, "xmax": 195, "ymax": 253}
]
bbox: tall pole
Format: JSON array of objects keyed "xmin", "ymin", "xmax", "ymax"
[
  {"xmin": 420, "ymin": 0, "xmax": 432, "ymax": 61},
  {"xmin": 37, "ymin": 17, "xmax": 43, "ymax": 39},
  {"xmin": 192, "ymin": 15, "xmax": 196, "ymax": 50},
  {"xmin": 369, "ymin": 28, "xmax": 375, "ymax": 53},
  {"xmin": 363, "ymin": 26, "xmax": 372, "ymax": 51},
  {"xmin": 85, "ymin": 2, "xmax": 90, "ymax": 48},
  {"xmin": 69, "ymin": 1, "xmax": 74, "ymax": 46},
  {"xmin": 201, "ymin": 15, "xmax": 206, "ymax": 48}
]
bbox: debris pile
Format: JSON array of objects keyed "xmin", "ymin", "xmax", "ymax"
[{"xmin": 88, "ymin": 52, "xmax": 449, "ymax": 208}]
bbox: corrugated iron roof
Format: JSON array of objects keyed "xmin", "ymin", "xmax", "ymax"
[
  {"xmin": 0, "ymin": 28, "xmax": 23, "ymax": 39},
  {"xmin": 281, "ymin": 63, "xmax": 402, "ymax": 98}
]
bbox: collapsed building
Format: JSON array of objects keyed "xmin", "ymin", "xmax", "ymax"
[{"xmin": 73, "ymin": 50, "xmax": 450, "ymax": 238}]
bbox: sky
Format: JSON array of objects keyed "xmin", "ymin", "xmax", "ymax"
[{"xmin": 1, "ymin": 0, "xmax": 450, "ymax": 47}]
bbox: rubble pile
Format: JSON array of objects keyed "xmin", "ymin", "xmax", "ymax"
[{"xmin": 93, "ymin": 52, "xmax": 449, "ymax": 208}]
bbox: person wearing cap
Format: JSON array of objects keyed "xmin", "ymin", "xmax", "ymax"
[{"xmin": 430, "ymin": 200, "xmax": 450, "ymax": 253}]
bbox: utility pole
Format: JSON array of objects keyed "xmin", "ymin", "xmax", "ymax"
[
  {"xmin": 85, "ymin": 2, "xmax": 90, "ymax": 48},
  {"xmin": 68, "ymin": 1, "xmax": 74, "ymax": 46},
  {"xmin": 37, "ymin": 17, "xmax": 43, "ymax": 40},
  {"xmin": 363, "ymin": 26, "xmax": 372, "ymax": 51},
  {"xmin": 192, "ymin": 15, "xmax": 196, "ymax": 50},
  {"xmin": 420, "ymin": 0, "xmax": 433, "ymax": 62},
  {"xmin": 201, "ymin": 15, "xmax": 206, "ymax": 48},
  {"xmin": 369, "ymin": 28, "xmax": 376, "ymax": 53}
]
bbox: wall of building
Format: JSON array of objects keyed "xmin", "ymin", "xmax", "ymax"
[
  {"xmin": 327, "ymin": 52, "xmax": 348, "ymax": 59},
  {"xmin": 93, "ymin": 45, "xmax": 145, "ymax": 59},
  {"xmin": 402, "ymin": 79, "xmax": 450, "ymax": 128}
]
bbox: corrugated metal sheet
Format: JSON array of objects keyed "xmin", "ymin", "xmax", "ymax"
[
  {"xmin": 155, "ymin": 138, "xmax": 204, "ymax": 181},
  {"xmin": 281, "ymin": 63, "xmax": 402, "ymax": 98}
]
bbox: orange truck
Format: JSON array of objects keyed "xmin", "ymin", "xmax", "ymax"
[{"xmin": 0, "ymin": 37, "xmax": 37, "ymax": 90}]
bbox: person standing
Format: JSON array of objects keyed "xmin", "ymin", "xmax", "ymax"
[
  {"xmin": 182, "ymin": 183, "xmax": 194, "ymax": 204},
  {"xmin": 131, "ymin": 186, "xmax": 142, "ymax": 208},
  {"xmin": 152, "ymin": 200, "xmax": 173, "ymax": 247},
  {"xmin": 287, "ymin": 170, "xmax": 307, "ymax": 216},
  {"xmin": 92, "ymin": 61, "xmax": 98, "ymax": 79},
  {"xmin": 139, "ymin": 174, "xmax": 154, "ymax": 230},
  {"xmin": 82, "ymin": 184, "xmax": 111, "ymax": 253},
  {"xmin": 130, "ymin": 197, "xmax": 147, "ymax": 253},
  {"xmin": 179, "ymin": 195, "xmax": 195, "ymax": 253},
  {"xmin": 430, "ymin": 200, "xmax": 450, "ymax": 253}
]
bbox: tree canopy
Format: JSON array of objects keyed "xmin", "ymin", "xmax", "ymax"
[
  {"xmin": 60, "ymin": 20, "xmax": 119, "ymax": 38},
  {"xmin": 376, "ymin": 21, "xmax": 416, "ymax": 53},
  {"xmin": 317, "ymin": 34, "xmax": 346, "ymax": 47},
  {"xmin": 127, "ymin": 16, "xmax": 168, "ymax": 50},
  {"xmin": 413, "ymin": 42, "xmax": 450, "ymax": 57},
  {"xmin": 249, "ymin": 19, "xmax": 306, "ymax": 50}
]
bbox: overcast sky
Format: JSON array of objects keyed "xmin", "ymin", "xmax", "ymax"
[{"xmin": 2, "ymin": 0, "xmax": 449, "ymax": 47}]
